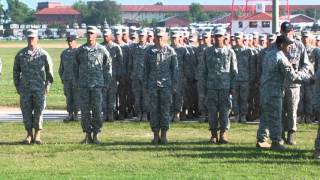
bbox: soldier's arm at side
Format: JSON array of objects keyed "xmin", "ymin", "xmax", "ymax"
[
  {"xmin": 44, "ymin": 51, "xmax": 54, "ymax": 93},
  {"xmin": 230, "ymin": 49, "xmax": 238, "ymax": 93},
  {"xmin": 117, "ymin": 46, "xmax": 124, "ymax": 78},
  {"xmin": 58, "ymin": 51, "xmax": 64, "ymax": 83},
  {"xmin": 143, "ymin": 51, "xmax": 150, "ymax": 90},
  {"xmin": 13, "ymin": 53, "xmax": 21, "ymax": 94},
  {"xmin": 298, "ymin": 43, "xmax": 313, "ymax": 77},
  {"xmin": 103, "ymin": 48, "xmax": 112, "ymax": 88},
  {"xmin": 171, "ymin": 51, "xmax": 179, "ymax": 93}
]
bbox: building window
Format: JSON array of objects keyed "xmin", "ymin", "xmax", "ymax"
[
  {"xmin": 262, "ymin": 21, "xmax": 270, "ymax": 28},
  {"xmin": 238, "ymin": 21, "xmax": 243, "ymax": 28},
  {"xmin": 249, "ymin": 21, "xmax": 258, "ymax": 28}
]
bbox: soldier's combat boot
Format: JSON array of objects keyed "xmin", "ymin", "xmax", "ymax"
[
  {"xmin": 107, "ymin": 112, "xmax": 114, "ymax": 122},
  {"xmin": 152, "ymin": 132, "xmax": 160, "ymax": 145},
  {"xmin": 304, "ymin": 114, "xmax": 313, "ymax": 124},
  {"xmin": 160, "ymin": 130, "xmax": 168, "ymax": 144},
  {"xmin": 92, "ymin": 133, "xmax": 101, "ymax": 144},
  {"xmin": 173, "ymin": 112, "xmax": 180, "ymax": 122},
  {"xmin": 63, "ymin": 113, "xmax": 73, "ymax": 123},
  {"xmin": 73, "ymin": 112, "xmax": 79, "ymax": 121},
  {"xmin": 34, "ymin": 130, "xmax": 42, "ymax": 145},
  {"xmin": 135, "ymin": 112, "xmax": 142, "ymax": 121},
  {"xmin": 81, "ymin": 133, "xmax": 93, "ymax": 144},
  {"xmin": 219, "ymin": 130, "xmax": 229, "ymax": 144},
  {"xmin": 314, "ymin": 149, "xmax": 320, "ymax": 159},
  {"xmin": 271, "ymin": 141, "xmax": 286, "ymax": 150},
  {"xmin": 256, "ymin": 140, "xmax": 271, "ymax": 148},
  {"xmin": 209, "ymin": 131, "xmax": 218, "ymax": 144},
  {"xmin": 287, "ymin": 131, "xmax": 296, "ymax": 145},
  {"xmin": 180, "ymin": 111, "xmax": 187, "ymax": 121},
  {"xmin": 281, "ymin": 131, "xmax": 287, "ymax": 144},
  {"xmin": 239, "ymin": 115, "xmax": 247, "ymax": 123},
  {"xmin": 141, "ymin": 113, "xmax": 148, "ymax": 122},
  {"xmin": 23, "ymin": 130, "xmax": 33, "ymax": 145}
]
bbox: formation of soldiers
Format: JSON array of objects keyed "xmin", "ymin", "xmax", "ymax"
[{"xmin": 10, "ymin": 21, "xmax": 320, "ymax": 159}]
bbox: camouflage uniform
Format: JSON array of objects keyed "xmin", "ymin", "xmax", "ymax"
[
  {"xmin": 202, "ymin": 45, "xmax": 238, "ymax": 132},
  {"xmin": 313, "ymin": 48, "xmax": 320, "ymax": 151},
  {"xmin": 129, "ymin": 42, "xmax": 150, "ymax": 115},
  {"xmin": 282, "ymin": 40, "xmax": 311, "ymax": 133},
  {"xmin": 59, "ymin": 47, "xmax": 79, "ymax": 116},
  {"xmin": 13, "ymin": 47, "xmax": 54, "ymax": 131},
  {"xmin": 144, "ymin": 45, "xmax": 178, "ymax": 132},
  {"xmin": 101, "ymin": 42, "xmax": 123, "ymax": 119},
  {"xmin": 75, "ymin": 43, "xmax": 112, "ymax": 133},
  {"xmin": 232, "ymin": 46, "xmax": 254, "ymax": 119},
  {"xmin": 257, "ymin": 48, "xmax": 306, "ymax": 143}
]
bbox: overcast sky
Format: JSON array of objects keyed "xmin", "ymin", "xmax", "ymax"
[{"xmin": 4, "ymin": 0, "xmax": 319, "ymax": 9}]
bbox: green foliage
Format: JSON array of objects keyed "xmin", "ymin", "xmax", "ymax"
[
  {"xmin": 0, "ymin": 122, "xmax": 318, "ymax": 179},
  {"xmin": 7, "ymin": 0, "xmax": 36, "ymax": 24},
  {"xmin": 73, "ymin": 0, "xmax": 121, "ymax": 25},
  {"xmin": 48, "ymin": 24, "xmax": 67, "ymax": 37},
  {"xmin": 184, "ymin": 3, "xmax": 210, "ymax": 23}
]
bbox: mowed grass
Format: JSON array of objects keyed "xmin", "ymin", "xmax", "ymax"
[
  {"xmin": 0, "ymin": 121, "xmax": 319, "ymax": 179},
  {"xmin": 0, "ymin": 39, "xmax": 98, "ymax": 109}
]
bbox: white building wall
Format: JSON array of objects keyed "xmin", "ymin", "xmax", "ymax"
[
  {"xmin": 232, "ymin": 20, "xmax": 272, "ymax": 34},
  {"xmin": 121, "ymin": 11, "xmax": 184, "ymax": 23}
]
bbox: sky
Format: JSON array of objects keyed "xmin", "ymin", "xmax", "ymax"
[{"xmin": 2, "ymin": 0, "xmax": 319, "ymax": 9}]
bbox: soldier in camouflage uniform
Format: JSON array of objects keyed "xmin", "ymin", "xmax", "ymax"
[
  {"xmin": 256, "ymin": 35, "xmax": 309, "ymax": 150},
  {"xmin": 147, "ymin": 31, "xmax": 154, "ymax": 45},
  {"xmin": 312, "ymin": 47, "xmax": 320, "ymax": 159},
  {"xmin": 202, "ymin": 28, "xmax": 238, "ymax": 144},
  {"xmin": 232, "ymin": 32, "xmax": 254, "ymax": 123},
  {"xmin": 75, "ymin": 26, "xmax": 112, "ymax": 144},
  {"xmin": 59, "ymin": 33, "xmax": 79, "ymax": 122},
  {"xmin": 144, "ymin": 27, "xmax": 178, "ymax": 144},
  {"xmin": 298, "ymin": 31, "xmax": 316, "ymax": 124},
  {"xmin": 101, "ymin": 28, "xmax": 123, "ymax": 122},
  {"xmin": 129, "ymin": 29, "xmax": 150, "ymax": 121},
  {"xmin": 280, "ymin": 22, "xmax": 312, "ymax": 145},
  {"xmin": 13, "ymin": 29, "xmax": 54, "ymax": 144},
  {"xmin": 196, "ymin": 32, "xmax": 212, "ymax": 121}
]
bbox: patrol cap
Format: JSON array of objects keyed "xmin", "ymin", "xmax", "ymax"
[
  {"xmin": 224, "ymin": 33, "xmax": 230, "ymax": 39},
  {"xmin": 155, "ymin": 27, "xmax": 166, "ymax": 37},
  {"xmin": 113, "ymin": 27, "xmax": 122, "ymax": 35},
  {"xmin": 295, "ymin": 35, "xmax": 301, "ymax": 41},
  {"xmin": 138, "ymin": 29, "xmax": 147, "ymax": 36},
  {"xmin": 102, "ymin": 29, "xmax": 112, "ymax": 36},
  {"xmin": 214, "ymin": 28, "xmax": 226, "ymax": 36},
  {"xmin": 183, "ymin": 31, "xmax": 190, "ymax": 38},
  {"xmin": 276, "ymin": 35, "xmax": 294, "ymax": 45},
  {"xmin": 147, "ymin": 30, "xmax": 154, "ymax": 37},
  {"xmin": 268, "ymin": 33, "xmax": 275, "ymax": 40},
  {"xmin": 281, "ymin": 21, "xmax": 293, "ymax": 33},
  {"xmin": 248, "ymin": 34, "xmax": 253, "ymax": 40},
  {"xmin": 170, "ymin": 31, "xmax": 180, "ymax": 38},
  {"xmin": 259, "ymin": 34, "xmax": 266, "ymax": 40},
  {"xmin": 202, "ymin": 31, "xmax": 211, "ymax": 38},
  {"xmin": 316, "ymin": 35, "xmax": 320, "ymax": 41},
  {"xmin": 122, "ymin": 27, "xmax": 129, "ymax": 34},
  {"xmin": 189, "ymin": 33, "xmax": 198, "ymax": 41},
  {"xmin": 243, "ymin": 34, "xmax": 249, "ymax": 40},
  {"xmin": 252, "ymin": 32, "xmax": 259, "ymax": 39},
  {"xmin": 302, "ymin": 31, "xmax": 312, "ymax": 37},
  {"xmin": 66, "ymin": 32, "xmax": 77, "ymax": 41},
  {"xmin": 130, "ymin": 32, "xmax": 138, "ymax": 38},
  {"xmin": 234, "ymin": 32, "xmax": 243, "ymax": 38},
  {"xmin": 87, "ymin": 26, "xmax": 98, "ymax": 34},
  {"xmin": 27, "ymin": 29, "xmax": 38, "ymax": 38}
]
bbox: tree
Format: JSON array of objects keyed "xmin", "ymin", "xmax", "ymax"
[
  {"xmin": 73, "ymin": 0, "xmax": 121, "ymax": 25},
  {"xmin": 184, "ymin": 3, "xmax": 210, "ymax": 23},
  {"xmin": 7, "ymin": 0, "xmax": 36, "ymax": 24}
]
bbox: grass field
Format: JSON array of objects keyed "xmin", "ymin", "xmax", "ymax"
[
  {"xmin": 0, "ymin": 121, "xmax": 319, "ymax": 179},
  {"xmin": 0, "ymin": 39, "xmax": 96, "ymax": 109}
]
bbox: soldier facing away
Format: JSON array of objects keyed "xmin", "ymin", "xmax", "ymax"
[
  {"xmin": 59, "ymin": 32, "xmax": 79, "ymax": 122},
  {"xmin": 75, "ymin": 26, "xmax": 112, "ymax": 144},
  {"xmin": 13, "ymin": 29, "xmax": 54, "ymax": 144}
]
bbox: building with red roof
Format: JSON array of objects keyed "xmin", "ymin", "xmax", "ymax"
[
  {"xmin": 35, "ymin": 2, "xmax": 81, "ymax": 25},
  {"xmin": 231, "ymin": 13, "xmax": 273, "ymax": 34}
]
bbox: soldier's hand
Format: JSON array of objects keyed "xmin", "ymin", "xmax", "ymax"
[
  {"xmin": 172, "ymin": 89, "xmax": 177, "ymax": 95},
  {"xmin": 45, "ymin": 89, "xmax": 49, "ymax": 95}
]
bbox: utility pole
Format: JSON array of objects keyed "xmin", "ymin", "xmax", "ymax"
[{"xmin": 272, "ymin": 0, "xmax": 279, "ymax": 33}]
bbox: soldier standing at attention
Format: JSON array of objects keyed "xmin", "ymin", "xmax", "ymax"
[
  {"xmin": 129, "ymin": 29, "xmax": 150, "ymax": 121},
  {"xmin": 312, "ymin": 46, "xmax": 320, "ymax": 159},
  {"xmin": 202, "ymin": 28, "xmax": 238, "ymax": 144},
  {"xmin": 13, "ymin": 29, "xmax": 54, "ymax": 144},
  {"xmin": 101, "ymin": 28, "xmax": 123, "ymax": 122},
  {"xmin": 144, "ymin": 27, "xmax": 178, "ymax": 144},
  {"xmin": 59, "ymin": 32, "xmax": 79, "ymax": 122},
  {"xmin": 75, "ymin": 26, "xmax": 112, "ymax": 144},
  {"xmin": 281, "ymin": 22, "xmax": 312, "ymax": 145},
  {"xmin": 257, "ymin": 35, "xmax": 310, "ymax": 150}
]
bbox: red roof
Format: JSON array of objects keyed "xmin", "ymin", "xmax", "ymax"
[
  {"xmin": 239, "ymin": 13, "xmax": 272, "ymax": 21},
  {"xmin": 36, "ymin": 6, "xmax": 80, "ymax": 15}
]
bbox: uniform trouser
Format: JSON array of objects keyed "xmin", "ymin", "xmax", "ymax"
[
  {"xmin": 63, "ymin": 81, "xmax": 79, "ymax": 114},
  {"xmin": 298, "ymin": 83, "xmax": 314, "ymax": 116},
  {"xmin": 132, "ymin": 79, "xmax": 148, "ymax": 113},
  {"xmin": 315, "ymin": 120, "xmax": 320, "ymax": 149},
  {"xmin": 282, "ymin": 87, "xmax": 300, "ymax": 132},
  {"xmin": 197, "ymin": 80, "xmax": 206, "ymax": 113},
  {"xmin": 79, "ymin": 87, "xmax": 103, "ymax": 133},
  {"xmin": 119, "ymin": 76, "xmax": 134, "ymax": 116},
  {"xmin": 232, "ymin": 81, "xmax": 249, "ymax": 115},
  {"xmin": 206, "ymin": 89, "xmax": 231, "ymax": 131},
  {"xmin": 20, "ymin": 89, "xmax": 46, "ymax": 131},
  {"xmin": 258, "ymin": 88, "xmax": 283, "ymax": 142},
  {"xmin": 149, "ymin": 87, "xmax": 172, "ymax": 132},
  {"xmin": 248, "ymin": 81, "xmax": 260, "ymax": 119},
  {"xmin": 102, "ymin": 79, "xmax": 117, "ymax": 115},
  {"xmin": 183, "ymin": 78, "xmax": 198, "ymax": 113}
]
